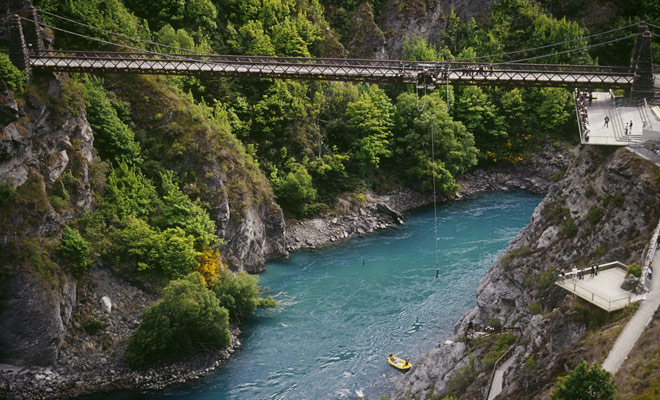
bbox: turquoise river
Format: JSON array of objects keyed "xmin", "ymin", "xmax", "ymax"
[{"xmin": 102, "ymin": 191, "xmax": 542, "ymax": 400}]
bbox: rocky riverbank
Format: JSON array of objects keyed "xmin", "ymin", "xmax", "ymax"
[
  {"xmin": 286, "ymin": 143, "xmax": 567, "ymax": 252},
  {"xmin": 392, "ymin": 144, "xmax": 660, "ymax": 399},
  {"xmin": 0, "ymin": 264, "xmax": 243, "ymax": 400},
  {"xmin": 0, "ymin": 143, "xmax": 566, "ymax": 400}
]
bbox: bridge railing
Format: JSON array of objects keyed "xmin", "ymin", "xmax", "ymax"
[{"xmin": 29, "ymin": 49, "xmax": 633, "ymax": 74}]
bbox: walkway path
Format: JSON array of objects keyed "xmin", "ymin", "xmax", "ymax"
[
  {"xmin": 487, "ymin": 354, "xmax": 516, "ymax": 400},
  {"xmin": 602, "ymin": 248, "xmax": 660, "ymax": 373}
]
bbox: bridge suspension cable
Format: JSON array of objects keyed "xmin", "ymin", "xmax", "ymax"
[
  {"xmin": 34, "ymin": 7, "xmax": 640, "ymax": 66},
  {"xmin": 21, "ymin": 10, "xmax": 642, "ymax": 74},
  {"xmin": 454, "ymin": 22, "xmax": 640, "ymax": 62},
  {"xmin": 35, "ymin": 7, "xmax": 210, "ymax": 55}
]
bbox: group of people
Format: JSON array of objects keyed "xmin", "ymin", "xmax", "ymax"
[
  {"xmin": 559, "ymin": 265, "xmax": 599, "ymax": 281},
  {"xmin": 624, "ymin": 120, "xmax": 634, "ymax": 135},
  {"xmin": 389, "ymin": 353, "xmax": 410, "ymax": 366},
  {"xmin": 576, "ymin": 90, "xmax": 592, "ymax": 141}
]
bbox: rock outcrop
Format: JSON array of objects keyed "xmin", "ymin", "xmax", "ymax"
[{"xmin": 392, "ymin": 145, "xmax": 660, "ymax": 399}]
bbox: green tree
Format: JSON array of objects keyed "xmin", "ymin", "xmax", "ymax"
[
  {"xmin": 100, "ymin": 163, "xmax": 160, "ymax": 222},
  {"xmin": 551, "ymin": 360, "xmax": 618, "ymax": 400},
  {"xmin": 393, "ymin": 92, "xmax": 477, "ymax": 192},
  {"xmin": 212, "ymin": 270, "xmax": 265, "ymax": 322},
  {"xmin": 275, "ymin": 163, "xmax": 317, "ymax": 215},
  {"xmin": 153, "ymin": 171, "xmax": 218, "ymax": 249},
  {"xmin": 0, "ymin": 53, "xmax": 25, "ymax": 92},
  {"xmin": 85, "ymin": 78, "xmax": 142, "ymax": 167},
  {"xmin": 344, "ymin": 85, "xmax": 394, "ymax": 169},
  {"xmin": 59, "ymin": 226, "xmax": 91, "ymax": 277},
  {"xmin": 125, "ymin": 272, "xmax": 231, "ymax": 368}
]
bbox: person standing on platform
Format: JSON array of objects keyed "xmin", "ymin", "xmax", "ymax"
[{"xmin": 604, "ymin": 116, "xmax": 609, "ymax": 127}]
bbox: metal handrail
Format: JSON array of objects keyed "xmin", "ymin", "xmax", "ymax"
[{"xmin": 483, "ymin": 327, "xmax": 523, "ymax": 400}]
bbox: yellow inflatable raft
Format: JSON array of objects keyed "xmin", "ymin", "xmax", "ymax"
[{"xmin": 387, "ymin": 355, "xmax": 411, "ymax": 371}]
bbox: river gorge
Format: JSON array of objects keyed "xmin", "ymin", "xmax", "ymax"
[{"xmin": 89, "ymin": 192, "xmax": 541, "ymax": 400}]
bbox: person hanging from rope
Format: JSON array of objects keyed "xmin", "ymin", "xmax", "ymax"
[{"xmin": 435, "ymin": 268, "xmax": 439, "ymax": 279}]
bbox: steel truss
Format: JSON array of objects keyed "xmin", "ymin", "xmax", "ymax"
[{"xmin": 29, "ymin": 50, "xmax": 634, "ymax": 89}]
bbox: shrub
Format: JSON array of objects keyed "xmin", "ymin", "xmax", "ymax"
[
  {"xmin": 82, "ymin": 318, "xmax": 107, "ymax": 335},
  {"xmin": 0, "ymin": 181, "xmax": 16, "ymax": 208},
  {"xmin": 560, "ymin": 218, "xmax": 578, "ymax": 238},
  {"xmin": 526, "ymin": 354, "xmax": 536, "ymax": 371},
  {"xmin": 59, "ymin": 226, "xmax": 91, "ymax": 277},
  {"xmin": 125, "ymin": 272, "xmax": 231, "ymax": 369},
  {"xmin": 626, "ymin": 263, "xmax": 642, "ymax": 278},
  {"xmin": 482, "ymin": 333, "xmax": 516, "ymax": 368},
  {"xmin": 106, "ymin": 217, "xmax": 198, "ymax": 278},
  {"xmin": 602, "ymin": 192, "xmax": 625, "ymax": 208},
  {"xmin": 528, "ymin": 302, "xmax": 542, "ymax": 315},
  {"xmin": 586, "ymin": 206, "xmax": 602, "ymax": 225},
  {"xmin": 196, "ymin": 248, "xmax": 226, "ymax": 287},
  {"xmin": 213, "ymin": 271, "xmax": 269, "ymax": 322},
  {"xmin": 101, "ymin": 163, "xmax": 160, "ymax": 221},
  {"xmin": 153, "ymin": 171, "xmax": 218, "ymax": 249},
  {"xmin": 85, "ymin": 78, "xmax": 142, "ymax": 167},
  {"xmin": 551, "ymin": 360, "xmax": 617, "ymax": 400},
  {"xmin": 0, "ymin": 53, "xmax": 26, "ymax": 92},
  {"xmin": 275, "ymin": 163, "xmax": 317, "ymax": 216}
]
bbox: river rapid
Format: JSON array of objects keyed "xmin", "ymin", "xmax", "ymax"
[{"xmin": 103, "ymin": 191, "xmax": 541, "ymax": 400}]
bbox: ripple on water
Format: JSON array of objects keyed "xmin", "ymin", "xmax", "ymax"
[{"xmin": 89, "ymin": 192, "xmax": 541, "ymax": 400}]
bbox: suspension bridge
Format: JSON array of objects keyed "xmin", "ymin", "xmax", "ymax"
[{"xmin": 6, "ymin": 6, "xmax": 657, "ymax": 100}]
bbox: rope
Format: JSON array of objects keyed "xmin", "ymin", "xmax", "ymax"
[
  {"xmin": 431, "ymin": 124, "xmax": 439, "ymax": 271},
  {"xmin": 416, "ymin": 84, "xmax": 426, "ymax": 112}
]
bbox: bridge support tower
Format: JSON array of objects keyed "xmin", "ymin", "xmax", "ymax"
[
  {"xmin": 8, "ymin": 3, "xmax": 44, "ymax": 82},
  {"xmin": 630, "ymin": 23, "xmax": 654, "ymax": 102}
]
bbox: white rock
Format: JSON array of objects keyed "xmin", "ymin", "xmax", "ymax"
[{"xmin": 100, "ymin": 296, "xmax": 112, "ymax": 313}]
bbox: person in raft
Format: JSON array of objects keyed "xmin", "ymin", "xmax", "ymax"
[
  {"xmin": 389, "ymin": 353, "xmax": 395, "ymax": 362},
  {"xmin": 404, "ymin": 357, "xmax": 410, "ymax": 366}
]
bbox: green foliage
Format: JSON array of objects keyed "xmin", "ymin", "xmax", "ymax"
[
  {"xmin": 560, "ymin": 218, "xmax": 578, "ymax": 238},
  {"xmin": 153, "ymin": 171, "xmax": 218, "ymax": 249},
  {"xmin": 0, "ymin": 181, "xmax": 17, "ymax": 208},
  {"xmin": 446, "ymin": 356, "xmax": 477, "ymax": 394},
  {"xmin": 393, "ymin": 92, "xmax": 477, "ymax": 193},
  {"xmin": 482, "ymin": 333, "xmax": 516, "ymax": 368},
  {"xmin": 626, "ymin": 263, "xmax": 642, "ymax": 278},
  {"xmin": 59, "ymin": 226, "xmax": 91, "ymax": 277},
  {"xmin": 274, "ymin": 163, "xmax": 317, "ymax": 216},
  {"xmin": 587, "ymin": 206, "xmax": 602, "ymax": 225},
  {"xmin": 85, "ymin": 78, "xmax": 142, "ymax": 167},
  {"xmin": 345, "ymin": 85, "xmax": 394, "ymax": 169},
  {"xmin": 82, "ymin": 318, "xmax": 107, "ymax": 335},
  {"xmin": 100, "ymin": 163, "xmax": 160, "ymax": 222},
  {"xmin": 602, "ymin": 193, "xmax": 625, "ymax": 208},
  {"xmin": 107, "ymin": 217, "xmax": 198, "ymax": 278},
  {"xmin": 0, "ymin": 53, "xmax": 26, "ymax": 92},
  {"xmin": 212, "ymin": 271, "xmax": 264, "ymax": 322},
  {"xmin": 525, "ymin": 354, "xmax": 536, "ymax": 371},
  {"xmin": 528, "ymin": 302, "xmax": 542, "ymax": 315},
  {"xmin": 37, "ymin": 0, "xmax": 149, "ymax": 50},
  {"xmin": 551, "ymin": 360, "xmax": 618, "ymax": 400},
  {"xmin": 125, "ymin": 272, "xmax": 231, "ymax": 369}
]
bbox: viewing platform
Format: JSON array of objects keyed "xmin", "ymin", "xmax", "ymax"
[
  {"xmin": 576, "ymin": 90, "xmax": 660, "ymax": 146},
  {"xmin": 555, "ymin": 262, "xmax": 646, "ymax": 311}
]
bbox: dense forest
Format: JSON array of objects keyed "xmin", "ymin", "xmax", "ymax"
[{"xmin": 1, "ymin": 0, "xmax": 660, "ymax": 373}]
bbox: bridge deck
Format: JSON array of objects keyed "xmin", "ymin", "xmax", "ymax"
[{"xmin": 28, "ymin": 51, "xmax": 634, "ymax": 89}]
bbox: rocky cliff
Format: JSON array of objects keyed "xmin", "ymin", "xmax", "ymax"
[
  {"xmin": 392, "ymin": 145, "xmax": 660, "ymax": 399},
  {"xmin": 0, "ymin": 69, "xmax": 285, "ymax": 380},
  {"xmin": 343, "ymin": 0, "xmax": 494, "ymax": 59}
]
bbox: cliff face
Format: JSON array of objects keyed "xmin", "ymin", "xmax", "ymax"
[
  {"xmin": 103, "ymin": 75, "xmax": 287, "ymax": 272},
  {"xmin": 344, "ymin": 0, "xmax": 494, "ymax": 59},
  {"xmin": 0, "ymin": 69, "xmax": 287, "ymax": 369},
  {"xmin": 393, "ymin": 145, "xmax": 660, "ymax": 399},
  {"xmin": 0, "ymin": 75, "xmax": 93, "ymax": 367}
]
